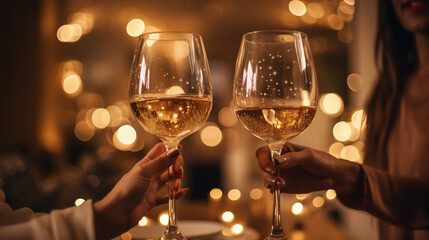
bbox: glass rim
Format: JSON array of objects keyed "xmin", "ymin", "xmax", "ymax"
[
  {"xmin": 242, "ymin": 30, "xmax": 308, "ymax": 43},
  {"xmin": 138, "ymin": 31, "xmax": 202, "ymax": 40}
]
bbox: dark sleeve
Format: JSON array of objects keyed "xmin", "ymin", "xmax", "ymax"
[{"xmin": 338, "ymin": 165, "xmax": 429, "ymax": 229}]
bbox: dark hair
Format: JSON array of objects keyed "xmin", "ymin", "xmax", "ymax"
[{"xmin": 364, "ymin": 0, "xmax": 418, "ymax": 168}]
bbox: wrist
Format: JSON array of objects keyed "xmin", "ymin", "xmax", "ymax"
[
  {"xmin": 93, "ymin": 198, "xmax": 129, "ymax": 240},
  {"xmin": 333, "ymin": 160, "xmax": 364, "ymax": 199}
]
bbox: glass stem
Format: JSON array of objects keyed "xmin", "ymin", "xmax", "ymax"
[
  {"xmin": 267, "ymin": 143, "xmax": 287, "ymax": 239},
  {"xmin": 164, "ymin": 142, "xmax": 182, "ymax": 237}
]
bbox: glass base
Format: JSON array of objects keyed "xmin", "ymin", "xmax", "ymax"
[
  {"xmin": 265, "ymin": 227, "xmax": 287, "ymax": 240},
  {"xmin": 160, "ymin": 226, "xmax": 187, "ymax": 240}
]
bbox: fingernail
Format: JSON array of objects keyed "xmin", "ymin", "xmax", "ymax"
[
  {"xmin": 274, "ymin": 156, "xmax": 287, "ymax": 165},
  {"xmin": 167, "ymin": 149, "xmax": 180, "ymax": 158},
  {"xmin": 264, "ymin": 166, "xmax": 275, "ymax": 175},
  {"xmin": 277, "ymin": 177, "xmax": 286, "ymax": 188}
]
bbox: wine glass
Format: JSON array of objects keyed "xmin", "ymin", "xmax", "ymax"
[
  {"xmin": 233, "ymin": 30, "xmax": 318, "ymax": 239},
  {"xmin": 129, "ymin": 32, "xmax": 212, "ymax": 240}
]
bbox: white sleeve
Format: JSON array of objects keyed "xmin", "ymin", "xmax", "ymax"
[{"xmin": 0, "ymin": 200, "xmax": 96, "ymax": 240}]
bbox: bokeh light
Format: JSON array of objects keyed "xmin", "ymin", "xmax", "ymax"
[
  {"xmin": 312, "ymin": 196, "xmax": 325, "ymax": 208},
  {"xmin": 344, "ymin": 0, "xmax": 355, "ymax": 5},
  {"xmin": 62, "ymin": 73, "xmax": 82, "ymax": 96},
  {"xmin": 227, "ymin": 189, "xmax": 241, "ymax": 201},
  {"xmin": 326, "ymin": 189, "xmax": 337, "ymax": 200},
  {"xmin": 74, "ymin": 198, "xmax": 85, "ymax": 206},
  {"xmin": 200, "ymin": 124, "xmax": 222, "ymax": 147},
  {"xmin": 320, "ymin": 93, "xmax": 343, "ymax": 116},
  {"xmin": 159, "ymin": 212, "xmax": 169, "ymax": 226},
  {"xmin": 347, "ymin": 73, "xmax": 363, "ymax": 92},
  {"xmin": 221, "ymin": 211, "xmax": 234, "ymax": 222},
  {"xmin": 232, "ymin": 224, "xmax": 244, "ymax": 234},
  {"xmin": 74, "ymin": 121, "xmax": 95, "ymax": 141},
  {"xmin": 306, "ymin": 2, "xmax": 324, "ymax": 18},
  {"xmin": 329, "ymin": 142, "xmax": 344, "ymax": 158},
  {"xmin": 120, "ymin": 232, "xmax": 132, "ymax": 240},
  {"xmin": 341, "ymin": 145, "xmax": 361, "ymax": 163},
  {"xmin": 250, "ymin": 188, "xmax": 263, "ymax": 200},
  {"xmin": 138, "ymin": 216, "xmax": 148, "ymax": 226},
  {"xmin": 333, "ymin": 121, "xmax": 352, "ymax": 142},
  {"xmin": 289, "ymin": 0, "xmax": 307, "ymax": 16},
  {"xmin": 209, "ymin": 188, "xmax": 223, "ymax": 200},
  {"xmin": 291, "ymin": 202, "xmax": 304, "ymax": 215},
  {"xmin": 91, "ymin": 108, "xmax": 110, "ymax": 129},
  {"xmin": 57, "ymin": 24, "xmax": 82, "ymax": 42},
  {"xmin": 295, "ymin": 194, "xmax": 308, "ymax": 200},
  {"xmin": 351, "ymin": 109, "xmax": 365, "ymax": 129},
  {"xmin": 126, "ymin": 18, "xmax": 145, "ymax": 37},
  {"xmin": 327, "ymin": 14, "xmax": 344, "ymax": 30},
  {"xmin": 117, "ymin": 125, "xmax": 137, "ymax": 145},
  {"xmin": 70, "ymin": 11, "xmax": 94, "ymax": 34},
  {"xmin": 218, "ymin": 107, "xmax": 238, "ymax": 127}
]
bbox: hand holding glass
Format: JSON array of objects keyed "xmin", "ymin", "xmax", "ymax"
[
  {"xmin": 129, "ymin": 32, "xmax": 212, "ymax": 240},
  {"xmin": 233, "ymin": 30, "xmax": 318, "ymax": 240}
]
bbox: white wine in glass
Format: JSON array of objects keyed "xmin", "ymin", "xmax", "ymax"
[
  {"xmin": 233, "ymin": 30, "xmax": 318, "ymax": 240},
  {"xmin": 129, "ymin": 32, "xmax": 212, "ymax": 240}
]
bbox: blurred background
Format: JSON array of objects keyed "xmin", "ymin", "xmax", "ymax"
[{"xmin": 1, "ymin": 0, "xmax": 379, "ymax": 239}]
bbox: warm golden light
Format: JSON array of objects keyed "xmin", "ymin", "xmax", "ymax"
[
  {"xmin": 117, "ymin": 125, "xmax": 137, "ymax": 145},
  {"xmin": 301, "ymin": 14, "xmax": 317, "ymax": 24},
  {"xmin": 74, "ymin": 198, "xmax": 85, "ymax": 206},
  {"xmin": 221, "ymin": 211, "xmax": 234, "ymax": 222},
  {"xmin": 333, "ymin": 121, "xmax": 352, "ymax": 142},
  {"xmin": 344, "ymin": 0, "xmax": 355, "ymax": 5},
  {"xmin": 295, "ymin": 194, "xmax": 308, "ymax": 200},
  {"xmin": 250, "ymin": 188, "xmax": 263, "ymax": 200},
  {"xmin": 74, "ymin": 121, "xmax": 95, "ymax": 141},
  {"xmin": 329, "ymin": 142, "xmax": 344, "ymax": 158},
  {"xmin": 62, "ymin": 73, "xmax": 82, "ymax": 95},
  {"xmin": 289, "ymin": 0, "xmax": 307, "ymax": 16},
  {"xmin": 232, "ymin": 224, "xmax": 244, "ymax": 234},
  {"xmin": 347, "ymin": 73, "xmax": 363, "ymax": 92},
  {"xmin": 106, "ymin": 105, "xmax": 123, "ymax": 127},
  {"xmin": 320, "ymin": 93, "xmax": 343, "ymax": 116},
  {"xmin": 120, "ymin": 232, "xmax": 132, "ymax": 240},
  {"xmin": 159, "ymin": 212, "xmax": 169, "ymax": 226},
  {"xmin": 70, "ymin": 11, "xmax": 94, "ymax": 34},
  {"xmin": 218, "ymin": 107, "xmax": 238, "ymax": 127},
  {"xmin": 291, "ymin": 202, "xmax": 304, "ymax": 215},
  {"xmin": 326, "ymin": 189, "xmax": 337, "ymax": 200},
  {"xmin": 91, "ymin": 108, "xmax": 110, "ymax": 129},
  {"xmin": 227, "ymin": 189, "xmax": 241, "ymax": 201},
  {"xmin": 57, "ymin": 24, "xmax": 82, "ymax": 42},
  {"xmin": 58, "ymin": 60, "xmax": 83, "ymax": 75},
  {"xmin": 126, "ymin": 18, "xmax": 145, "ymax": 37},
  {"xmin": 327, "ymin": 14, "xmax": 344, "ymax": 30},
  {"xmin": 166, "ymin": 86, "xmax": 185, "ymax": 95},
  {"xmin": 312, "ymin": 196, "xmax": 325, "ymax": 208},
  {"xmin": 307, "ymin": 2, "xmax": 324, "ymax": 18},
  {"xmin": 341, "ymin": 145, "xmax": 361, "ymax": 163},
  {"xmin": 201, "ymin": 125, "xmax": 222, "ymax": 147},
  {"xmin": 138, "ymin": 216, "xmax": 148, "ymax": 226},
  {"xmin": 209, "ymin": 188, "xmax": 223, "ymax": 200},
  {"xmin": 351, "ymin": 109, "xmax": 365, "ymax": 129}
]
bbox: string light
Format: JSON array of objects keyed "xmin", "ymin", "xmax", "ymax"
[
  {"xmin": 91, "ymin": 108, "xmax": 110, "ymax": 129},
  {"xmin": 351, "ymin": 109, "xmax": 365, "ymax": 129},
  {"xmin": 295, "ymin": 194, "xmax": 308, "ymax": 200},
  {"xmin": 62, "ymin": 73, "xmax": 82, "ymax": 96},
  {"xmin": 347, "ymin": 73, "xmax": 363, "ymax": 92},
  {"xmin": 329, "ymin": 142, "xmax": 344, "ymax": 158},
  {"xmin": 218, "ymin": 107, "xmax": 238, "ymax": 127},
  {"xmin": 57, "ymin": 24, "xmax": 82, "ymax": 42},
  {"xmin": 320, "ymin": 93, "xmax": 343, "ymax": 117},
  {"xmin": 312, "ymin": 196, "xmax": 325, "ymax": 208},
  {"xmin": 289, "ymin": 0, "xmax": 307, "ymax": 16},
  {"xmin": 333, "ymin": 121, "xmax": 352, "ymax": 142}
]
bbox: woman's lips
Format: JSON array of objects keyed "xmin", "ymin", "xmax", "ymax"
[{"xmin": 402, "ymin": 0, "xmax": 429, "ymax": 12}]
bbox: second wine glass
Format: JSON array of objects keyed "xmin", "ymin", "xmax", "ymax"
[
  {"xmin": 129, "ymin": 32, "xmax": 212, "ymax": 240},
  {"xmin": 233, "ymin": 30, "xmax": 318, "ymax": 240}
]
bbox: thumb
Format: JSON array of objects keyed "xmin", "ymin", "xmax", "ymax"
[{"xmin": 137, "ymin": 149, "xmax": 181, "ymax": 179}]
